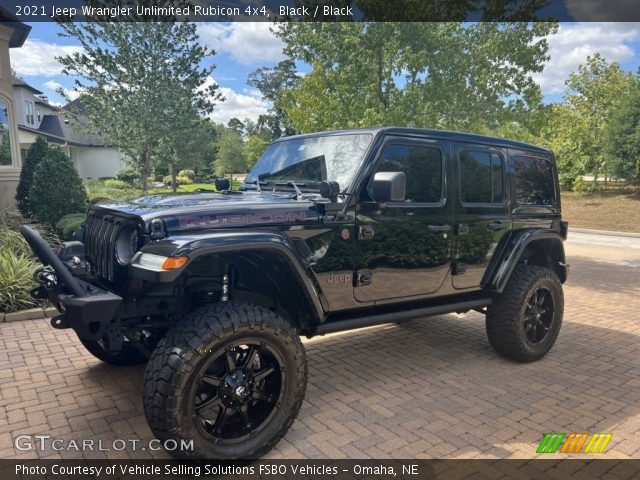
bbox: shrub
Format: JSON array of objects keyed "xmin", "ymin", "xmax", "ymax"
[
  {"xmin": 15, "ymin": 136, "xmax": 49, "ymax": 217},
  {"xmin": 55, "ymin": 213, "xmax": 86, "ymax": 241},
  {"xmin": 572, "ymin": 177, "xmax": 588, "ymax": 193},
  {"xmin": 176, "ymin": 175, "xmax": 193, "ymax": 185},
  {"xmin": 178, "ymin": 169, "xmax": 195, "ymax": 179},
  {"xmin": 0, "ymin": 250, "xmax": 37, "ymax": 313},
  {"xmin": 0, "ymin": 218, "xmax": 32, "ymax": 258},
  {"xmin": 103, "ymin": 179, "xmax": 130, "ymax": 189},
  {"xmin": 116, "ymin": 168, "xmax": 140, "ymax": 185},
  {"xmin": 29, "ymin": 148, "xmax": 88, "ymax": 226},
  {"xmin": 163, "ymin": 175, "xmax": 173, "ymax": 186}
]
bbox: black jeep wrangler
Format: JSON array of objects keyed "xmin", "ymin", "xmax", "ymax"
[{"xmin": 22, "ymin": 127, "xmax": 568, "ymax": 459}]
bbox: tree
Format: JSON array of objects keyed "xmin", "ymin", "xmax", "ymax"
[
  {"xmin": 15, "ymin": 136, "xmax": 48, "ymax": 217},
  {"xmin": 248, "ymin": 59, "xmax": 300, "ymax": 139},
  {"xmin": 607, "ymin": 78, "xmax": 640, "ymax": 184},
  {"xmin": 214, "ymin": 128, "xmax": 246, "ymax": 182},
  {"xmin": 544, "ymin": 54, "xmax": 634, "ymax": 189},
  {"xmin": 159, "ymin": 118, "xmax": 218, "ymax": 191},
  {"xmin": 29, "ymin": 148, "xmax": 88, "ymax": 226},
  {"xmin": 56, "ymin": 21, "xmax": 222, "ymax": 191},
  {"xmin": 243, "ymin": 135, "xmax": 269, "ymax": 170},
  {"xmin": 227, "ymin": 118, "xmax": 245, "ymax": 135},
  {"xmin": 273, "ymin": 22, "xmax": 556, "ymax": 134}
]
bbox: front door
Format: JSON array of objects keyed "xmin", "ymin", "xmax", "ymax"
[
  {"xmin": 354, "ymin": 138, "xmax": 453, "ymax": 303},
  {"xmin": 452, "ymin": 144, "xmax": 511, "ymax": 289}
]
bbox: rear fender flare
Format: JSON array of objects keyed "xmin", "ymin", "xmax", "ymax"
[{"xmin": 487, "ymin": 230, "xmax": 567, "ymax": 293}]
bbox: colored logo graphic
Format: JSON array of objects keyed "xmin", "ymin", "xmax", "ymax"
[{"xmin": 537, "ymin": 432, "xmax": 613, "ymax": 454}]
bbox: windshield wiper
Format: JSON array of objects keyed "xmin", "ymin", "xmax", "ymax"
[{"xmin": 245, "ymin": 180, "xmax": 262, "ymax": 192}]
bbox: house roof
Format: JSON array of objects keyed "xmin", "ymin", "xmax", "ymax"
[
  {"xmin": 13, "ymin": 77, "xmax": 43, "ymax": 95},
  {"xmin": 0, "ymin": 8, "xmax": 31, "ymax": 48},
  {"xmin": 37, "ymin": 114, "xmax": 106, "ymax": 147}
]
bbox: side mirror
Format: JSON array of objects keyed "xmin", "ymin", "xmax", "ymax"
[
  {"xmin": 214, "ymin": 177, "xmax": 230, "ymax": 191},
  {"xmin": 372, "ymin": 172, "xmax": 406, "ymax": 202},
  {"xmin": 320, "ymin": 180, "xmax": 340, "ymax": 202}
]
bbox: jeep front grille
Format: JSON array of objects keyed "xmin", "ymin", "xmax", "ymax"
[{"xmin": 84, "ymin": 211, "xmax": 133, "ymax": 281}]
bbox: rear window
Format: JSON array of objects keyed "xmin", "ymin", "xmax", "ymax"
[{"xmin": 511, "ymin": 155, "xmax": 556, "ymax": 206}]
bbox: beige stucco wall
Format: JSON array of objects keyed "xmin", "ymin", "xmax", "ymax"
[
  {"xmin": 70, "ymin": 146, "xmax": 127, "ymax": 179},
  {"xmin": 0, "ymin": 24, "xmax": 23, "ymax": 213}
]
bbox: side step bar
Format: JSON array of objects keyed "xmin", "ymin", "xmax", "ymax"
[{"xmin": 314, "ymin": 298, "xmax": 492, "ymax": 335}]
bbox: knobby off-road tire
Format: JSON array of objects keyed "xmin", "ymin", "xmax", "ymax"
[
  {"xmin": 143, "ymin": 302, "xmax": 307, "ymax": 459},
  {"xmin": 486, "ymin": 264, "xmax": 563, "ymax": 362},
  {"xmin": 79, "ymin": 337, "xmax": 147, "ymax": 366}
]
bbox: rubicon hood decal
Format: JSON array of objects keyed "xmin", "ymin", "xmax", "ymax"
[{"xmin": 177, "ymin": 211, "xmax": 313, "ymax": 229}]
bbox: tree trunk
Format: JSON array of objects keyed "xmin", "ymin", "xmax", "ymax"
[
  {"xmin": 141, "ymin": 148, "xmax": 151, "ymax": 192},
  {"xmin": 170, "ymin": 164, "xmax": 177, "ymax": 193}
]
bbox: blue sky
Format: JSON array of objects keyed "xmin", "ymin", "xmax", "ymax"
[{"xmin": 10, "ymin": 22, "xmax": 640, "ymax": 124}]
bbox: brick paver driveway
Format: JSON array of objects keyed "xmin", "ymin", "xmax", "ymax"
[{"xmin": 1, "ymin": 233, "xmax": 639, "ymax": 460}]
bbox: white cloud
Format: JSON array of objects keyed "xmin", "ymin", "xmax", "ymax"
[
  {"xmin": 42, "ymin": 80, "xmax": 82, "ymax": 101},
  {"xmin": 202, "ymin": 76, "xmax": 270, "ymax": 124},
  {"xmin": 10, "ymin": 39, "xmax": 83, "ymax": 77},
  {"xmin": 534, "ymin": 23, "xmax": 639, "ymax": 95},
  {"xmin": 198, "ymin": 22, "xmax": 285, "ymax": 65}
]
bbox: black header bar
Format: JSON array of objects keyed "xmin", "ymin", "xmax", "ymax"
[{"xmin": 2, "ymin": 0, "xmax": 640, "ymax": 22}]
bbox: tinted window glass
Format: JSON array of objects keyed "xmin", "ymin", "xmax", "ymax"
[
  {"xmin": 512, "ymin": 156, "xmax": 555, "ymax": 206},
  {"xmin": 459, "ymin": 150, "xmax": 504, "ymax": 204},
  {"xmin": 376, "ymin": 144, "xmax": 442, "ymax": 203}
]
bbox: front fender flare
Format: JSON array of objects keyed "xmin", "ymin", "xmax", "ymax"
[{"xmin": 130, "ymin": 230, "xmax": 326, "ymax": 323}]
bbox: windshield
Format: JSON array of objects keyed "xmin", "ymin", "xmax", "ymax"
[{"xmin": 245, "ymin": 133, "xmax": 373, "ymax": 190}]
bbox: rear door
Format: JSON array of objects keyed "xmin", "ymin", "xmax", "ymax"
[
  {"xmin": 354, "ymin": 137, "xmax": 453, "ymax": 303},
  {"xmin": 452, "ymin": 144, "xmax": 511, "ymax": 289}
]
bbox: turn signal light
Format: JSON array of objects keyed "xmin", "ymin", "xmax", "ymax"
[{"xmin": 162, "ymin": 256, "xmax": 189, "ymax": 270}]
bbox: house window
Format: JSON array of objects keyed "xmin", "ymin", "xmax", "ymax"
[
  {"xmin": 36, "ymin": 108, "xmax": 41, "ymax": 123},
  {"xmin": 459, "ymin": 150, "xmax": 504, "ymax": 204},
  {"xmin": 25, "ymin": 100, "xmax": 34, "ymax": 124},
  {"xmin": 0, "ymin": 99, "xmax": 13, "ymax": 166}
]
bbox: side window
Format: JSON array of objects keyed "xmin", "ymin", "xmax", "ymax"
[
  {"xmin": 459, "ymin": 150, "xmax": 504, "ymax": 204},
  {"xmin": 0, "ymin": 99, "xmax": 13, "ymax": 166},
  {"xmin": 511, "ymin": 155, "xmax": 555, "ymax": 206},
  {"xmin": 375, "ymin": 144, "xmax": 443, "ymax": 203}
]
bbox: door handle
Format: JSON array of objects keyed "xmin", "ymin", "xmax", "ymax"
[
  {"xmin": 428, "ymin": 224, "xmax": 452, "ymax": 232},
  {"xmin": 487, "ymin": 221, "xmax": 508, "ymax": 231}
]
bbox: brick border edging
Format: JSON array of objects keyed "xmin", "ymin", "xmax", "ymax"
[{"xmin": 1, "ymin": 306, "xmax": 59, "ymax": 323}]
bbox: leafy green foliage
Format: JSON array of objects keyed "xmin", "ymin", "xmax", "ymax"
[
  {"xmin": 176, "ymin": 175, "xmax": 193, "ymax": 185},
  {"xmin": 55, "ymin": 213, "xmax": 86, "ymax": 241},
  {"xmin": 607, "ymin": 80, "xmax": 640, "ymax": 184},
  {"xmin": 178, "ymin": 169, "xmax": 195, "ymax": 179},
  {"xmin": 29, "ymin": 148, "xmax": 88, "ymax": 226},
  {"xmin": 541, "ymin": 54, "xmax": 635, "ymax": 189},
  {"xmin": 57, "ymin": 22, "xmax": 223, "ymax": 190},
  {"xmin": 116, "ymin": 168, "xmax": 140, "ymax": 185},
  {"xmin": 0, "ymin": 218, "xmax": 32, "ymax": 258},
  {"xmin": 243, "ymin": 136, "xmax": 269, "ymax": 170},
  {"xmin": 214, "ymin": 128, "xmax": 246, "ymax": 177},
  {"xmin": 15, "ymin": 136, "xmax": 49, "ymax": 217},
  {"xmin": 0, "ymin": 249, "xmax": 37, "ymax": 313},
  {"xmin": 274, "ymin": 22, "xmax": 556, "ymax": 134},
  {"xmin": 103, "ymin": 179, "xmax": 131, "ymax": 189}
]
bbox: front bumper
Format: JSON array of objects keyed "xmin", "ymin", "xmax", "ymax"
[{"xmin": 21, "ymin": 225, "xmax": 122, "ymax": 341}]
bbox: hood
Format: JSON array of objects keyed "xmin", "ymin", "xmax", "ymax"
[{"xmin": 91, "ymin": 191, "xmax": 321, "ymax": 232}]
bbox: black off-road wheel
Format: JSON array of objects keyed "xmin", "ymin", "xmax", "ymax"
[
  {"xmin": 486, "ymin": 264, "xmax": 563, "ymax": 362},
  {"xmin": 143, "ymin": 302, "xmax": 307, "ymax": 459},
  {"xmin": 79, "ymin": 337, "xmax": 148, "ymax": 366}
]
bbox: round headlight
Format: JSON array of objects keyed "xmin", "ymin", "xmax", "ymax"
[{"xmin": 115, "ymin": 224, "xmax": 138, "ymax": 265}]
